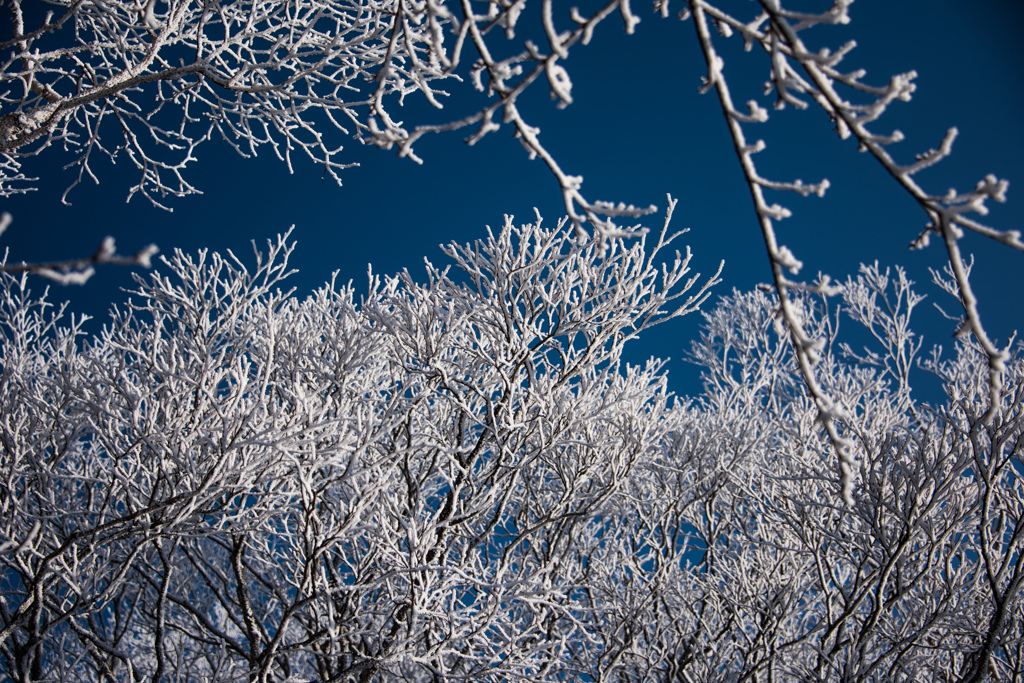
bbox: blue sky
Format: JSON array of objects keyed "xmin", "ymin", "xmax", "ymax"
[{"xmin": 3, "ymin": 0, "xmax": 1022, "ymax": 397}]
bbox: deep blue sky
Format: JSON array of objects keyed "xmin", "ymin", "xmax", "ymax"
[{"xmin": 3, "ymin": 0, "xmax": 1022, "ymax": 397}]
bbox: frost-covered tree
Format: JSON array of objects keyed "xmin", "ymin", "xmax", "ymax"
[
  {"xmin": 0, "ymin": 209, "xmax": 722, "ymax": 681},
  {"xmin": 610, "ymin": 269, "xmax": 1024, "ymax": 682},
  {"xmin": 2, "ymin": 206, "xmax": 1021, "ymax": 681}
]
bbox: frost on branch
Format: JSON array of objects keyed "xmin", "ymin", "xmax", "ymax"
[
  {"xmin": 0, "ymin": 212, "xmax": 157, "ymax": 284},
  {"xmin": 686, "ymin": 0, "xmax": 1021, "ymax": 498},
  {"xmin": 0, "ymin": 0, "xmax": 658, "ymax": 235}
]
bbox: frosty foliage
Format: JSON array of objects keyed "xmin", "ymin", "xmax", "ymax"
[
  {"xmin": 2, "ymin": 213, "xmax": 1023, "ymax": 682},
  {"xmin": 2, "ymin": 0, "xmax": 1019, "ymax": 499},
  {"xmin": 2, "ymin": 0, "xmax": 1022, "ymax": 675}
]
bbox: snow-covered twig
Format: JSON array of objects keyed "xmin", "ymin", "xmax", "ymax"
[{"xmin": 0, "ymin": 213, "xmax": 157, "ymax": 284}]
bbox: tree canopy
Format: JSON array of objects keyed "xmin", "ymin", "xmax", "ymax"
[{"xmin": 1, "ymin": 0, "xmax": 1022, "ymax": 680}]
